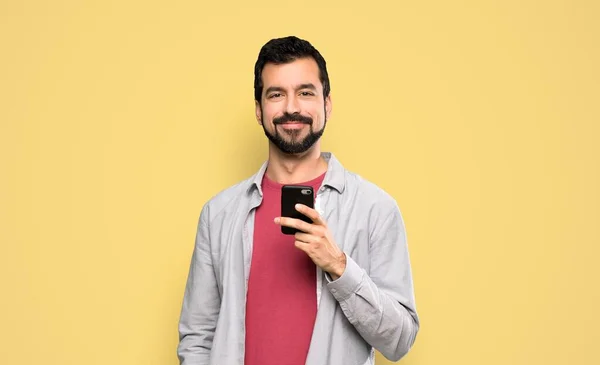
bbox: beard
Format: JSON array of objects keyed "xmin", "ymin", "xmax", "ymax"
[{"xmin": 261, "ymin": 111, "xmax": 327, "ymax": 155}]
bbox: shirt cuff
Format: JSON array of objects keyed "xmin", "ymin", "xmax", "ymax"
[{"xmin": 325, "ymin": 254, "xmax": 364, "ymax": 302}]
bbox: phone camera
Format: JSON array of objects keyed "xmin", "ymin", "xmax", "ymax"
[{"xmin": 301, "ymin": 189, "xmax": 312, "ymax": 195}]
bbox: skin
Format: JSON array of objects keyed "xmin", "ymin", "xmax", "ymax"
[{"xmin": 255, "ymin": 57, "xmax": 347, "ymax": 280}]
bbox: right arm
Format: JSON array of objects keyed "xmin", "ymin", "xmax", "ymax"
[{"xmin": 177, "ymin": 205, "xmax": 220, "ymax": 365}]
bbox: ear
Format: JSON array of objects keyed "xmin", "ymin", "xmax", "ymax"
[
  {"xmin": 255, "ymin": 100, "xmax": 262, "ymax": 125},
  {"xmin": 325, "ymin": 94, "xmax": 333, "ymax": 121}
]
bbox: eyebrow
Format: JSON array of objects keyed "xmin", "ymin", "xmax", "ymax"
[{"xmin": 264, "ymin": 83, "xmax": 318, "ymax": 95}]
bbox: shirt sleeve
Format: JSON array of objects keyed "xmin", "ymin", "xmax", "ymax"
[
  {"xmin": 177, "ymin": 205, "xmax": 220, "ymax": 365},
  {"xmin": 325, "ymin": 200, "xmax": 420, "ymax": 361}
]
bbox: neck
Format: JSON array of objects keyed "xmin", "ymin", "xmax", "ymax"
[{"xmin": 265, "ymin": 142, "xmax": 328, "ymax": 184}]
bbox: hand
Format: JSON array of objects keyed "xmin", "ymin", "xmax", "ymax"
[{"xmin": 275, "ymin": 204, "xmax": 347, "ymax": 280}]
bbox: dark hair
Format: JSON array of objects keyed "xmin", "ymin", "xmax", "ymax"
[{"xmin": 254, "ymin": 36, "xmax": 330, "ymax": 104}]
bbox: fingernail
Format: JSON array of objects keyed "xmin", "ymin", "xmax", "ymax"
[
  {"xmin": 274, "ymin": 217, "xmax": 280, "ymax": 224},
  {"xmin": 295, "ymin": 204, "xmax": 301, "ymax": 210}
]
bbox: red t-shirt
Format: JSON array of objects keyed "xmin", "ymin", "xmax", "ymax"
[{"xmin": 244, "ymin": 172, "xmax": 326, "ymax": 365}]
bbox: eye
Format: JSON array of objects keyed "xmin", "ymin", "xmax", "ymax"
[
  {"xmin": 268, "ymin": 93, "xmax": 282, "ymax": 99},
  {"xmin": 299, "ymin": 91, "xmax": 315, "ymax": 96}
]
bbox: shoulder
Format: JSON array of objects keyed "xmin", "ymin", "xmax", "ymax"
[
  {"xmin": 199, "ymin": 176, "xmax": 255, "ymax": 224},
  {"xmin": 341, "ymin": 170, "xmax": 407, "ymax": 244},
  {"xmin": 343, "ymin": 170, "xmax": 400, "ymax": 214}
]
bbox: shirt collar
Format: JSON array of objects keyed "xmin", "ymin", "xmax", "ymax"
[{"xmin": 248, "ymin": 152, "xmax": 346, "ymax": 196}]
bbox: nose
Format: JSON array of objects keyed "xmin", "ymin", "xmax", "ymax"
[{"xmin": 285, "ymin": 94, "xmax": 301, "ymax": 115}]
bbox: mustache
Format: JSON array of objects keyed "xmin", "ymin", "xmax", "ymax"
[{"xmin": 273, "ymin": 112, "xmax": 313, "ymax": 125}]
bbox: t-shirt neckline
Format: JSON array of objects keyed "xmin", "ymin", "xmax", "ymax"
[{"xmin": 262, "ymin": 171, "xmax": 327, "ymax": 191}]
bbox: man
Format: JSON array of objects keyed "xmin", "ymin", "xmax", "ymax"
[{"xmin": 177, "ymin": 36, "xmax": 419, "ymax": 365}]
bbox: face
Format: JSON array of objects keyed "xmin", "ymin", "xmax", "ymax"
[{"xmin": 256, "ymin": 57, "xmax": 332, "ymax": 155}]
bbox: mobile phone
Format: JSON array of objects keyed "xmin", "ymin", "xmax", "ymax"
[{"xmin": 281, "ymin": 185, "xmax": 314, "ymax": 235}]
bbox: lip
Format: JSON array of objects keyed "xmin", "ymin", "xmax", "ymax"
[{"xmin": 277, "ymin": 122, "xmax": 307, "ymax": 129}]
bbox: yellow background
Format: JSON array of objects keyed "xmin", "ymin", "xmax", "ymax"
[{"xmin": 1, "ymin": 0, "xmax": 598, "ymax": 364}]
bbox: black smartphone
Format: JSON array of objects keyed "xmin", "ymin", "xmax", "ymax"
[{"xmin": 281, "ymin": 185, "xmax": 314, "ymax": 235}]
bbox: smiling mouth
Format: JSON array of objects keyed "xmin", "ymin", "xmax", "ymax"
[
  {"xmin": 278, "ymin": 122, "xmax": 306, "ymax": 126},
  {"xmin": 277, "ymin": 122, "xmax": 308, "ymax": 131}
]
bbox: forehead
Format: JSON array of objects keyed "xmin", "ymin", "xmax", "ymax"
[{"xmin": 261, "ymin": 57, "xmax": 322, "ymax": 89}]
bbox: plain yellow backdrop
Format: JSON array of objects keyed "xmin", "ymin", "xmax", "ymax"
[{"xmin": 1, "ymin": 0, "xmax": 598, "ymax": 364}]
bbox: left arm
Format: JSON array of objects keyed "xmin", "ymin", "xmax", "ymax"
[
  {"xmin": 276, "ymin": 203, "xmax": 420, "ymax": 361},
  {"xmin": 325, "ymin": 203, "xmax": 419, "ymax": 361}
]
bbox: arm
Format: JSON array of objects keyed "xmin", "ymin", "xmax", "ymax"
[
  {"xmin": 326, "ymin": 202, "xmax": 420, "ymax": 361},
  {"xmin": 177, "ymin": 205, "xmax": 221, "ymax": 365}
]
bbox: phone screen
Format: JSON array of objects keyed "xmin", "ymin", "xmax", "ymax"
[{"xmin": 281, "ymin": 185, "xmax": 314, "ymax": 235}]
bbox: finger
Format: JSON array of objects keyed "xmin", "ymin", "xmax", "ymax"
[
  {"xmin": 295, "ymin": 204, "xmax": 326, "ymax": 226},
  {"xmin": 295, "ymin": 232, "xmax": 317, "ymax": 243},
  {"xmin": 294, "ymin": 240, "xmax": 311, "ymax": 252},
  {"xmin": 275, "ymin": 216, "xmax": 314, "ymax": 233}
]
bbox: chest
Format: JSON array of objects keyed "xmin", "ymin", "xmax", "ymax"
[{"xmin": 209, "ymin": 190, "xmax": 373, "ymax": 288}]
